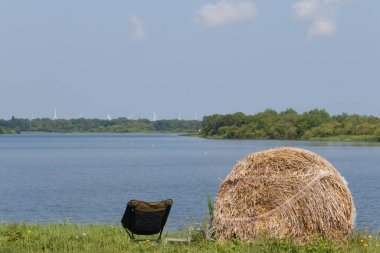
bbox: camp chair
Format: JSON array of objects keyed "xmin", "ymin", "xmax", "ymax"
[{"xmin": 121, "ymin": 199, "xmax": 173, "ymax": 242}]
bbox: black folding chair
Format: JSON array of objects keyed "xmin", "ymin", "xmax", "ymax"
[{"xmin": 121, "ymin": 199, "xmax": 173, "ymax": 242}]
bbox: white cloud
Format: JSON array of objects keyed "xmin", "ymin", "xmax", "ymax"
[
  {"xmin": 197, "ymin": 0, "xmax": 258, "ymax": 28},
  {"xmin": 293, "ymin": 0, "xmax": 344, "ymax": 39},
  {"xmin": 130, "ymin": 16, "xmax": 146, "ymax": 42}
]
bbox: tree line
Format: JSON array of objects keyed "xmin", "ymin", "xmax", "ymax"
[
  {"xmin": 0, "ymin": 117, "xmax": 201, "ymax": 134},
  {"xmin": 200, "ymin": 109, "xmax": 380, "ymax": 142},
  {"xmin": 2, "ymin": 109, "xmax": 380, "ymax": 142}
]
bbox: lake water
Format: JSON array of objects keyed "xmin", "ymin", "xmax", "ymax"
[{"xmin": 0, "ymin": 133, "xmax": 379, "ymax": 231}]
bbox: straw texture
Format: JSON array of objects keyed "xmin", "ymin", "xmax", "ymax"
[{"xmin": 213, "ymin": 147, "xmax": 355, "ymax": 242}]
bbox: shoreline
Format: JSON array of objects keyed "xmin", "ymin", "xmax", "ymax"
[
  {"xmin": 2, "ymin": 131, "xmax": 380, "ymax": 143},
  {"xmin": 187, "ymin": 134, "xmax": 380, "ymax": 143},
  {"xmin": 197, "ymin": 134, "xmax": 380, "ymax": 143}
]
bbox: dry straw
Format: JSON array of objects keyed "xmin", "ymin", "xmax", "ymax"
[{"xmin": 212, "ymin": 147, "xmax": 355, "ymax": 242}]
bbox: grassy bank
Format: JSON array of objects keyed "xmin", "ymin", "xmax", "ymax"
[
  {"xmin": 197, "ymin": 134, "xmax": 380, "ymax": 143},
  {"xmin": 0, "ymin": 223, "xmax": 379, "ymax": 253},
  {"xmin": 0, "ymin": 128, "xmax": 20, "ymax": 134},
  {"xmin": 308, "ymin": 135, "xmax": 380, "ymax": 142}
]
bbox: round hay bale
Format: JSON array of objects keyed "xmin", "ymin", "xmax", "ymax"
[{"xmin": 213, "ymin": 147, "xmax": 355, "ymax": 242}]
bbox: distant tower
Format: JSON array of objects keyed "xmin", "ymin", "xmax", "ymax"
[
  {"xmin": 107, "ymin": 113, "xmax": 112, "ymax": 121},
  {"xmin": 152, "ymin": 112, "xmax": 157, "ymax": 121},
  {"xmin": 177, "ymin": 113, "xmax": 181, "ymax": 121},
  {"xmin": 53, "ymin": 109, "xmax": 58, "ymax": 120}
]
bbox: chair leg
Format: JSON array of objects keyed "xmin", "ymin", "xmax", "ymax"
[
  {"xmin": 157, "ymin": 230, "xmax": 163, "ymax": 242},
  {"xmin": 124, "ymin": 228, "xmax": 135, "ymax": 240},
  {"xmin": 124, "ymin": 228, "xmax": 162, "ymax": 243}
]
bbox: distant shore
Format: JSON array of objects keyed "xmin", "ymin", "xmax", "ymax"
[
  {"xmin": 198, "ymin": 134, "xmax": 380, "ymax": 142},
  {"xmin": 2, "ymin": 131, "xmax": 380, "ymax": 143},
  {"xmin": 2, "ymin": 108, "xmax": 380, "ymax": 142},
  {"xmin": 0, "ymin": 128, "xmax": 20, "ymax": 134},
  {"xmin": 0, "ymin": 118, "xmax": 201, "ymax": 135}
]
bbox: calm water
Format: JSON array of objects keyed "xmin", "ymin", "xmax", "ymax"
[{"xmin": 0, "ymin": 133, "xmax": 379, "ymax": 231}]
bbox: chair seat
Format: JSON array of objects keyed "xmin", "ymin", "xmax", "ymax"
[{"xmin": 121, "ymin": 199, "xmax": 173, "ymax": 242}]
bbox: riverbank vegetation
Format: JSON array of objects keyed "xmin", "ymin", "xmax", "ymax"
[
  {"xmin": 0, "ymin": 223, "xmax": 378, "ymax": 253},
  {"xmin": 0, "ymin": 117, "xmax": 201, "ymax": 134},
  {"xmin": 201, "ymin": 109, "xmax": 380, "ymax": 142},
  {"xmin": 2, "ymin": 109, "xmax": 380, "ymax": 142},
  {"xmin": 0, "ymin": 126, "xmax": 20, "ymax": 134}
]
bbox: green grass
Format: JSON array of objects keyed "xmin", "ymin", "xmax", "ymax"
[{"xmin": 0, "ymin": 223, "xmax": 379, "ymax": 253}]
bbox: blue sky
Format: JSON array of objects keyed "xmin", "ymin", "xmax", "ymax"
[{"xmin": 0, "ymin": 0, "xmax": 379, "ymax": 120}]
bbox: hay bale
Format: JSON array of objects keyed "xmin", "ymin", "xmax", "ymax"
[{"xmin": 213, "ymin": 147, "xmax": 355, "ymax": 242}]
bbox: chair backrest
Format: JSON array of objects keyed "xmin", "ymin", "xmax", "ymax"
[{"xmin": 121, "ymin": 199, "xmax": 173, "ymax": 236}]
